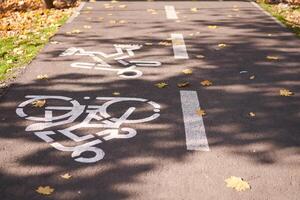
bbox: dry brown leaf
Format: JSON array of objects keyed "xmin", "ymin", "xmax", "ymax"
[
  {"xmin": 225, "ymin": 176, "xmax": 250, "ymax": 191},
  {"xmin": 36, "ymin": 186, "xmax": 54, "ymax": 195},
  {"xmin": 196, "ymin": 108, "xmax": 206, "ymax": 116},
  {"xmin": 177, "ymin": 81, "xmax": 190, "ymax": 88},
  {"xmin": 32, "ymin": 99, "xmax": 46, "ymax": 107},
  {"xmin": 279, "ymin": 89, "xmax": 294, "ymax": 96},
  {"xmin": 201, "ymin": 80, "xmax": 213, "ymax": 86}
]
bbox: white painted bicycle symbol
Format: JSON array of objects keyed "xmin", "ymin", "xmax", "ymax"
[
  {"xmin": 16, "ymin": 95, "xmax": 160, "ymax": 163},
  {"xmin": 59, "ymin": 44, "xmax": 161, "ymax": 79}
]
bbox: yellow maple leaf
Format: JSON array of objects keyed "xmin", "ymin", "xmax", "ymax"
[
  {"xmin": 225, "ymin": 176, "xmax": 250, "ymax": 191},
  {"xmin": 37, "ymin": 74, "xmax": 48, "ymax": 80},
  {"xmin": 60, "ymin": 173, "xmax": 72, "ymax": 179},
  {"xmin": 196, "ymin": 108, "xmax": 206, "ymax": 116},
  {"xmin": 177, "ymin": 81, "xmax": 190, "ymax": 88},
  {"xmin": 182, "ymin": 69, "xmax": 193, "ymax": 74},
  {"xmin": 36, "ymin": 186, "xmax": 54, "ymax": 195},
  {"xmin": 201, "ymin": 80, "xmax": 213, "ymax": 86},
  {"xmin": 32, "ymin": 100, "xmax": 46, "ymax": 107},
  {"xmin": 279, "ymin": 89, "xmax": 294, "ymax": 96},
  {"xmin": 155, "ymin": 82, "xmax": 168, "ymax": 88}
]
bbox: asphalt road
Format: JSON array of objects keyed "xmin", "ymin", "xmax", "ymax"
[{"xmin": 0, "ymin": 1, "xmax": 299, "ymax": 199}]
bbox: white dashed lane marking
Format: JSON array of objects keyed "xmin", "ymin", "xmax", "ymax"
[
  {"xmin": 171, "ymin": 33, "xmax": 189, "ymax": 59},
  {"xmin": 180, "ymin": 91, "xmax": 210, "ymax": 151},
  {"xmin": 165, "ymin": 5, "xmax": 178, "ymax": 19}
]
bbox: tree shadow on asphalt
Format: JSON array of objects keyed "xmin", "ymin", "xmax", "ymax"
[{"xmin": 0, "ymin": 2, "xmax": 300, "ymax": 200}]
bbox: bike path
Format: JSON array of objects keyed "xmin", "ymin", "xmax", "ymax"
[{"xmin": 0, "ymin": 1, "xmax": 300, "ymax": 200}]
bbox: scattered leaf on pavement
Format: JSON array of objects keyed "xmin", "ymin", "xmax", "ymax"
[
  {"xmin": 83, "ymin": 25, "xmax": 92, "ymax": 29},
  {"xmin": 71, "ymin": 29, "xmax": 81, "ymax": 34},
  {"xmin": 196, "ymin": 108, "xmax": 206, "ymax": 116},
  {"xmin": 266, "ymin": 55, "xmax": 279, "ymax": 60},
  {"xmin": 208, "ymin": 25, "xmax": 218, "ymax": 29},
  {"xmin": 249, "ymin": 112, "xmax": 256, "ymax": 117},
  {"xmin": 119, "ymin": 5, "xmax": 127, "ymax": 8},
  {"xmin": 201, "ymin": 80, "xmax": 213, "ymax": 86},
  {"xmin": 112, "ymin": 92, "xmax": 120, "ymax": 96},
  {"xmin": 60, "ymin": 173, "xmax": 72, "ymax": 179},
  {"xmin": 279, "ymin": 89, "xmax": 294, "ymax": 96},
  {"xmin": 155, "ymin": 82, "xmax": 168, "ymax": 88},
  {"xmin": 249, "ymin": 75, "xmax": 255, "ymax": 80},
  {"xmin": 225, "ymin": 176, "xmax": 250, "ymax": 191},
  {"xmin": 36, "ymin": 186, "xmax": 54, "ymax": 195},
  {"xmin": 195, "ymin": 55, "xmax": 205, "ymax": 59},
  {"xmin": 182, "ymin": 69, "xmax": 193, "ymax": 74},
  {"xmin": 218, "ymin": 43, "xmax": 227, "ymax": 48},
  {"xmin": 37, "ymin": 74, "xmax": 48, "ymax": 80},
  {"xmin": 191, "ymin": 8, "xmax": 199, "ymax": 12},
  {"xmin": 32, "ymin": 100, "xmax": 46, "ymax": 107},
  {"xmin": 177, "ymin": 81, "xmax": 190, "ymax": 88}
]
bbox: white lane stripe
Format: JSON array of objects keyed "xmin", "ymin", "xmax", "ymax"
[
  {"xmin": 180, "ymin": 91, "xmax": 210, "ymax": 151},
  {"xmin": 66, "ymin": 2, "xmax": 86, "ymax": 23},
  {"xmin": 250, "ymin": 2, "xmax": 285, "ymax": 28},
  {"xmin": 171, "ymin": 33, "xmax": 189, "ymax": 59},
  {"xmin": 165, "ymin": 5, "xmax": 178, "ymax": 19}
]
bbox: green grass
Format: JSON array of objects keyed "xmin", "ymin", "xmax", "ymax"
[
  {"xmin": 0, "ymin": 14, "xmax": 69, "ymax": 81},
  {"xmin": 257, "ymin": 1, "xmax": 300, "ymax": 38}
]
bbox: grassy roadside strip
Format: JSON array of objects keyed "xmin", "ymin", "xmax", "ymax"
[
  {"xmin": 256, "ymin": 1, "xmax": 300, "ymax": 37},
  {"xmin": 0, "ymin": 8, "xmax": 72, "ymax": 82}
]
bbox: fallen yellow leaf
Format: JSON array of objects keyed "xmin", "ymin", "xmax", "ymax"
[
  {"xmin": 71, "ymin": 29, "xmax": 81, "ymax": 34},
  {"xmin": 191, "ymin": 7, "xmax": 199, "ymax": 12},
  {"xmin": 60, "ymin": 173, "xmax": 72, "ymax": 179},
  {"xmin": 249, "ymin": 112, "xmax": 256, "ymax": 117},
  {"xmin": 155, "ymin": 82, "xmax": 168, "ymax": 88},
  {"xmin": 177, "ymin": 81, "xmax": 190, "ymax": 88},
  {"xmin": 119, "ymin": 5, "xmax": 127, "ymax": 8},
  {"xmin": 266, "ymin": 56, "xmax": 279, "ymax": 60},
  {"xmin": 208, "ymin": 25, "xmax": 218, "ymax": 29},
  {"xmin": 201, "ymin": 80, "xmax": 213, "ymax": 86},
  {"xmin": 32, "ymin": 100, "xmax": 46, "ymax": 107},
  {"xmin": 279, "ymin": 89, "xmax": 294, "ymax": 96},
  {"xmin": 196, "ymin": 108, "xmax": 206, "ymax": 116},
  {"xmin": 225, "ymin": 176, "xmax": 250, "ymax": 191},
  {"xmin": 112, "ymin": 92, "xmax": 120, "ymax": 96},
  {"xmin": 218, "ymin": 43, "xmax": 227, "ymax": 48},
  {"xmin": 182, "ymin": 69, "xmax": 193, "ymax": 75},
  {"xmin": 37, "ymin": 74, "xmax": 48, "ymax": 80},
  {"xmin": 36, "ymin": 186, "xmax": 54, "ymax": 195},
  {"xmin": 83, "ymin": 25, "xmax": 91, "ymax": 29},
  {"xmin": 145, "ymin": 42, "xmax": 153, "ymax": 46}
]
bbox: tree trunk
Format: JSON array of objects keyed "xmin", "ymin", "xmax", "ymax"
[{"xmin": 43, "ymin": 0, "xmax": 54, "ymax": 9}]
